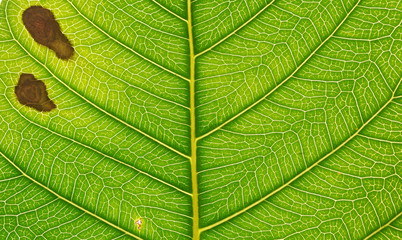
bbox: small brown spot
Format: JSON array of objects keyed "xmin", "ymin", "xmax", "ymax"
[
  {"xmin": 15, "ymin": 73, "xmax": 56, "ymax": 112},
  {"xmin": 22, "ymin": 6, "xmax": 74, "ymax": 60}
]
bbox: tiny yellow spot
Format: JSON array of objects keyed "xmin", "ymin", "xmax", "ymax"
[{"xmin": 135, "ymin": 218, "xmax": 142, "ymax": 231}]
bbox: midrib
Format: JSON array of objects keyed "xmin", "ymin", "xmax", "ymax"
[{"xmin": 187, "ymin": 0, "xmax": 200, "ymax": 239}]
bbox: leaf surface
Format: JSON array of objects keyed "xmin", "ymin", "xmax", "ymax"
[{"xmin": 0, "ymin": 0, "xmax": 400, "ymax": 239}]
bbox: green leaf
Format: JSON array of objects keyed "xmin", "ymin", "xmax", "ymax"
[{"xmin": 0, "ymin": 0, "xmax": 400, "ymax": 239}]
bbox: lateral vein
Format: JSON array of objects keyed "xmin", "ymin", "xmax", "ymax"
[
  {"xmin": 151, "ymin": 0, "xmax": 187, "ymax": 22},
  {"xmin": 363, "ymin": 212, "xmax": 402, "ymax": 240},
  {"xmin": 197, "ymin": 0, "xmax": 362, "ymax": 141},
  {"xmin": 66, "ymin": 0, "xmax": 190, "ymax": 82},
  {"xmin": 2, "ymin": 88, "xmax": 192, "ymax": 196},
  {"xmin": 0, "ymin": 151, "xmax": 143, "ymax": 240},
  {"xmin": 195, "ymin": 0, "xmax": 277, "ymax": 58},
  {"xmin": 199, "ymin": 78, "xmax": 401, "ymax": 233},
  {"xmin": 4, "ymin": 1, "xmax": 190, "ymax": 165}
]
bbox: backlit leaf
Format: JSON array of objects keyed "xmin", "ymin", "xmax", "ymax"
[{"xmin": 0, "ymin": 0, "xmax": 400, "ymax": 239}]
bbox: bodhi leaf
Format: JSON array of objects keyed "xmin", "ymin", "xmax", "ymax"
[{"xmin": 0, "ymin": 0, "xmax": 400, "ymax": 239}]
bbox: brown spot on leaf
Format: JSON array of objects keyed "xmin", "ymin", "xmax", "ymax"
[
  {"xmin": 15, "ymin": 73, "xmax": 56, "ymax": 112},
  {"xmin": 22, "ymin": 6, "xmax": 74, "ymax": 60}
]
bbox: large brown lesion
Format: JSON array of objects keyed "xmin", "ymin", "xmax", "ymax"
[
  {"xmin": 15, "ymin": 73, "xmax": 57, "ymax": 112},
  {"xmin": 22, "ymin": 6, "xmax": 74, "ymax": 60}
]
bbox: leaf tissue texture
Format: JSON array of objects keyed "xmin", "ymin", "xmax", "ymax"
[{"xmin": 0, "ymin": 0, "xmax": 400, "ymax": 239}]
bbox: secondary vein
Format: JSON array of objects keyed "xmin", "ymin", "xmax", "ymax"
[
  {"xmin": 363, "ymin": 211, "xmax": 402, "ymax": 240},
  {"xmin": 0, "ymin": 150, "xmax": 143, "ymax": 240},
  {"xmin": 197, "ymin": 0, "xmax": 362, "ymax": 141},
  {"xmin": 6, "ymin": 27, "xmax": 190, "ymax": 161},
  {"xmin": 194, "ymin": 0, "xmax": 277, "ymax": 58},
  {"xmin": 199, "ymin": 78, "xmax": 401, "ymax": 233},
  {"xmin": 151, "ymin": 0, "xmax": 187, "ymax": 22},
  {"xmin": 66, "ymin": 0, "xmax": 190, "ymax": 82},
  {"xmin": 2, "ymin": 89, "xmax": 192, "ymax": 196}
]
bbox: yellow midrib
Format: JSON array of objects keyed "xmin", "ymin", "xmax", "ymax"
[{"xmin": 187, "ymin": 0, "xmax": 200, "ymax": 239}]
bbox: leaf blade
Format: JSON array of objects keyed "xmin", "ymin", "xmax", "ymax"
[{"xmin": 0, "ymin": 0, "xmax": 400, "ymax": 239}]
